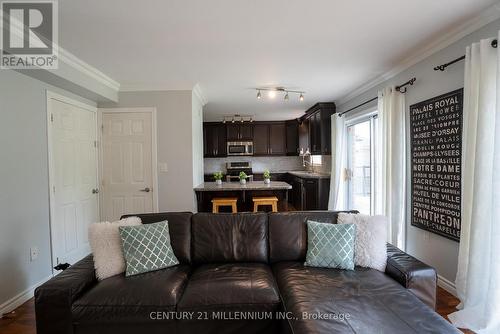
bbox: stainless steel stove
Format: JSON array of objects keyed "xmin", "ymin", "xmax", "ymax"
[{"xmin": 226, "ymin": 161, "xmax": 254, "ymax": 182}]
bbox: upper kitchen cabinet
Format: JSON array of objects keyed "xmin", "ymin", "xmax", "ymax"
[
  {"xmin": 298, "ymin": 118, "xmax": 309, "ymax": 154},
  {"xmin": 269, "ymin": 123, "xmax": 286, "ymax": 155},
  {"xmin": 226, "ymin": 123, "xmax": 253, "ymax": 141},
  {"xmin": 253, "ymin": 123, "xmax": 269, "ymax": 155},
  {"xmin": 253, "ymin": 122, "xmax": 286, "ymax": 156},
  {"xmin": 285, "ymin": 120, "xmax": 299, "ymax": 156},
  {"xmin": 301, "ymin": 102, "xmax": 336, "ymax": 155},
  {"xmin": 203, "ymin": 122, "xmax": 227, "ymax": 157}
]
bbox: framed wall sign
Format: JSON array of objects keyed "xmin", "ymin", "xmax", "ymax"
[{"xmin": 409, "ymin": 89, "xmax": 463, "ymax": 242}]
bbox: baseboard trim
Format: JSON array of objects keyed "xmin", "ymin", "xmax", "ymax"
[
  {"xmin": 438, "ymin": 274, "xmax": 457, "ymax": 297},
  {"xmin": 0, "ymin": 275, "xmax": 52, "ymax": 318}
]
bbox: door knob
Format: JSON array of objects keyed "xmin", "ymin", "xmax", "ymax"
[
  {"xmin": 92, "ymin": 188, "xmax": 99, "ymax": 194},
  {"xmin": 140, "ymin": 187, "xmax": 151, "ymax": 193}
]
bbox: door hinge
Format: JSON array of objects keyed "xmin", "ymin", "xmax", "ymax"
[
  {"xmin": 50, "ymin": 113, "xmax": 54, "ymax": 122},
  {"xmin": 94, "ymin": 140, "xmax": 98, "ymax": 148},
  {"xmin": 101, "ymin": 124, "xmax": 104, "ymax": 132},
  {"xmin": 53, "ymin": 185, "xmax": 56, "ymax": 193}
]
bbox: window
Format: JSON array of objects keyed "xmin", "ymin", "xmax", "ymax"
[
  {"xmin": 310, "ymin": 155, "xmax": 322, "ymax": 165},
  {"xmin": 345, "ymin": 114, "xmax": 378, "ymax": 214}
]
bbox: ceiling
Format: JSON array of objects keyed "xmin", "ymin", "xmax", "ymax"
[{"xmin": 58, "ymin": 0, "xmax": 499, "ymax": 121}]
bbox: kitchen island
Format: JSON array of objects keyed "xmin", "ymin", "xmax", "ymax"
[{"xmin": 194, "ymin": 181, "xmax": 292, "ymax": 212}]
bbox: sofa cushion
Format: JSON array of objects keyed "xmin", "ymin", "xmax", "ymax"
[
  {"xmin": 272, "ymin": 262, "xmax": 459, "ymax": 334},
  {"xmin": 72, "ymin": 264, "xmax": 191, "ymax": 324},
  {"xmin": 268, "ymin": 211, "xmax": 356, "ymax": 263},
  {"xmin": 121, "ymin": 212, "xmax": 192, "ymax": 264},
  {"xmin": 304, "ymin": 221, "xmax": 356, "ymax": 270},
  {"xmin": 192, "ymin": 213, "xmax": 268, "ymax": 264},
  {"xmin": 177, "ymin": 263, "xmax": 280, "ymax": 313}
]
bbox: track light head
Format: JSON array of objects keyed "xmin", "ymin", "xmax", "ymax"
[
  {"xmin": 256, "ymin": 90, "xmax": 262, "ymax": 99},
  {"xmin": 284, "ymin": 92, "xmax": 289, "ymax": 101},
  {"xmin": 299, "ymin": 93, "xmax": 304, "ymax": 102}
]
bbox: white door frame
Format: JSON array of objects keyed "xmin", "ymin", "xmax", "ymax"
[
  {"xmin": 46, "ymin": 90, "xmax": 99, "ymax": 272},
  {"xmin": 97, "ymin": 107, "xmax": 159, "ymax": 218}
]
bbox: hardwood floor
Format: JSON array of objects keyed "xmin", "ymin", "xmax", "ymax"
[
  {"xmin": 0, "ymin": 287, "xmax": 471, "ymax": 334},
  {"xmin": 0, "ymin": 299, "xmax": 36, "ymax": 334}
]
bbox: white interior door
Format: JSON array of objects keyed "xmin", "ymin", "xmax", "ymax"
[
  {"xmin": 48, "ymin": 93, "xmax": 99, "ymax": 268},
  {"xmin": 100, "ymin": 110, "xmax": 156, "ymax": 221}
]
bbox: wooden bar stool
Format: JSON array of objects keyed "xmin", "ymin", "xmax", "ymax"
[
  {"xmin": 211, "ymin": 197, "xmax": 238, "ymax": 213},
  {"xmin": 253, "ymin": 196, "xmax": 278, "ymax": 212}
]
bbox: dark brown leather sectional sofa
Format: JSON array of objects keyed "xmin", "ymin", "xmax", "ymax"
[{"xmin": 35, "ymin": 211, "xmax": 459, "ymax": 334}]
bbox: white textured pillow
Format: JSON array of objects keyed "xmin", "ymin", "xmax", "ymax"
[
  {"xmin": 89, "ymin": 217, "xmax": 142, "ymax": 280},
  {"xmin": 337, "ymin": 213, "xmax": 387, "ymax": 271}
]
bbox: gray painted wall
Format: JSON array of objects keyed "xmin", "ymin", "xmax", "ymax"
[
  {"xmin": 99, "ymin": 90, "xmax": 199, "ymax": 212},
  {"xmin": 0, "ymin": 69, "xmax": 96, "ymax": 310},
  {"xmin": 337, "ymin": 19, "xmax": 500, "ymax": 284}
]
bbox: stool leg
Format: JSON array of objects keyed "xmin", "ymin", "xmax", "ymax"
[
  {"xmin": 253, "ymin": 203, "xmax": 258, "ymax": 212},
  {"xmin": 272, "ymin": 202, "xmax": 278, "ymax": 212},
  {"xmin": 232, "ymin": 202, "xmax": 237, "ymax": 213},
  {"xmin": 213, "ymin": 203, "xmax": 218, "ymax": 213}
]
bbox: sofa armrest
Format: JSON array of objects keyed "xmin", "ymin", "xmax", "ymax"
[
  {"xmin": 35, "ymin": 255, "xmax": 96, "ymax": 334},
  {"xmin": 385, "ymin": 244, "xmax": 437, "ymax": 309}
]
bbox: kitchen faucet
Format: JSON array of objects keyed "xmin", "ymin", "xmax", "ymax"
[{"xmin": 300, "ymin": 148, "xmax": 314, "ymax": 168}]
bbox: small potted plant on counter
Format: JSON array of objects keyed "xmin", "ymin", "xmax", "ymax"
[
  {"xmin": 239, "ymin": 171, "xmax": 247, "ymax": 185},
  {"xmin": 263, "ymin": 170, "xmax": 271, "ymax": 184},
  {"xmin": 213, "ymin": 171, "xmax": 223, "ymax": 185}
]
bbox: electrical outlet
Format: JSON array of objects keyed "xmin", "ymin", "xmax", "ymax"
[
  {"xmin": 158, "ymin": 162, "xmax": 168, "ymax": 173},
  {"xmin": 30, "ymin": 247, "xmax": 39, "ymax": 261}
]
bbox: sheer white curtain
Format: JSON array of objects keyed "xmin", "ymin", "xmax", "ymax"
[
  {"xmin": 328, "ymin": 113, "xmax": 346, "ymax": 210},
  {"xmin": 448, "ymin": 36, "xmax": 500, "ymax": 334},
  {"xmin": 377, "ymin": 87, "xmax": 406, "ymax": 249}
]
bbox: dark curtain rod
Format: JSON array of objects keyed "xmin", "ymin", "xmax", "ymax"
[
  {"xmin": 434, "ymin": 39, "xmax": 497, "ymax": 71},
  {"xmin": 339, "ymin": 77, "xmax": 416, "ymax": 117}
]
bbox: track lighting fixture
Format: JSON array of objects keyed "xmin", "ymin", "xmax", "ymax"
[
  {"xmin": 222, "ymin": 115, "xmax": 255, "ymax": 124},
  {"xmin": 254, "ymin": 87, "xmax": 305, "ymax": 102}
]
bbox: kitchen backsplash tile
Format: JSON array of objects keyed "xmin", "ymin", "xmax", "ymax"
[{"xmin": 204, "ymin": 155, "xmax": 331, "ymax": 174}]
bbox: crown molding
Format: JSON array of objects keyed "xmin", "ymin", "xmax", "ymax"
[
  {"xmin": 119, "ymin": 83, "xmax": 208, "ymax": 105},
  {"xmin": 192, "ymin": 83, "xmax": 208, "ymax": 106},
  {"xmin": 58, "ymin": 48, "xmax": 120, "ymax": 91},
  {"xmin": 3, "ymin": 14, "xmax": 120, "ymax": 92},
  {"xmin": 337, "ymin": 3, "xmax": 500, "ymax": 106},
  {"xmin": 119, "ymin": 83, "xmax": 194, "ymax": 92}
]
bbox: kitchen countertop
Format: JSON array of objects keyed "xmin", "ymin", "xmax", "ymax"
[
  {"xmin": 204, "ymin": 171, "xmax": 331, "ymax": 179},
  {"xmin": 287, "ymin": 171, "xmax": 331, "ymax": 179},
  {"xmin": 194, "ymin": 181, "xmax": 292, "ymax": 191}
]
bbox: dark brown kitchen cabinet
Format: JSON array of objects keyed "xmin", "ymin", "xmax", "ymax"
[
  {"xmin": 203, "ymin": 123, "xmax": 227, "ymax": 157},
  {"xmin": 298, "ymin": 118, "xmax": 310, "ymax": 154},
  {"xmin": 288, "ymin": 174, "xmax": 330, "ymax": 210},
  {"xmin": 285, "ymin": 120, "xmax": 299, "ymax": 155},
  {"xmin": 252, "ymin": 122, "xmax": 286, "ymax": 156},
  {"xmin": 269, "ymin": 123, "xmax": 286, "ymax": 155},
  {"xmin": 299, "ymin": 102, "xmax": 336, "ymax": 155},
  {"xmin": 253, "ymin": 124, "xmax": 269, "ymax": 155},
  {"xmin": 226, "ymin": 123, "xmax": 253, "ymax": 141}
]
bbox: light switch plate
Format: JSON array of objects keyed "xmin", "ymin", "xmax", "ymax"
[
  {"xmin": 30, "ymin": 247, "xmax": 39, "ymax": 261},
  {"xmin": 158, "ymin": 162, "xmax": 168, "ymax": 173}
]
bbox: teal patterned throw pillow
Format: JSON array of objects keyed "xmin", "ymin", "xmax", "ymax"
[
  {"xmin": 119, "ymin": 221, "xmax": 179, "ymax": 276},
  {"xmin": 305, "ymin": 220, "xmax": 356, "ymax": 270}
]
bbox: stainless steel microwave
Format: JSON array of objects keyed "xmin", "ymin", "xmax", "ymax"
[{"xmin": 227, "ymin": 141, "xmax": 254, "ymax": 156}]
